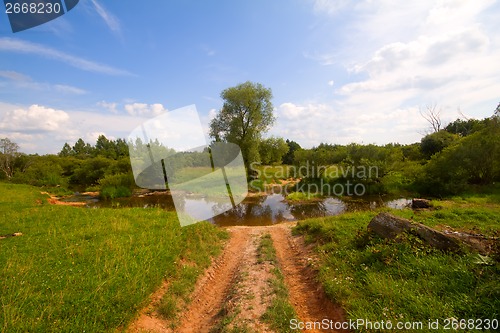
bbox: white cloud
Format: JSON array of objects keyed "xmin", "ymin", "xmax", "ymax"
[
  {"xmin": 297, "ymin": 0, "xmax": 500, "ymax": 146},
  {"xmin": 0, "ymin": 70, "xmax": 87, "ymax": 94},
  {"xmin": 327, "ymin": 80, "xmax": 334, "ymax": 86},
  {"xmin": 303, "ymin": 51, "xmax": 336, "ymax": 66},
  {"xmin": 54, "ymin": 84, "xmax": 87, "ymax": 95},
  {"xmin": 0, "ymin": 38, "xmax": 132, "ymax": 76},
  {"xmin": 312, "ymin": 0, "xmax": 351, "ymax": 15},
  {"xmin": 0, "ymin": 70, "xmax": 31, "ymax": 81},
  {"xmin": 270, "ymin": 102, "xmax": 429, "ymax": 147},
  {"xmin": 0, "ymin": 101, "xmax": 156, "ymax": 154},
  {"xmin": 124, "ymin": 103, "xmax": 168, "ymax": 117},
  {"xmin": 97, "ymin": 100, "xmax": 119, "ymax": 114},
  {"xmin": 0, "ymin": 104, "xmax": 69, "ymax": 132},
  {"xmin": 209, "ymin": 108, "xmax": 217, "ymax": 117},
  {"xmin": 90, "ymin": 0, "xmax": 121, "ymax": 34},
  {"xmin": 200, "ymin": 44, "xmax": 216, "ymax": 56},
  {"xmin": 85, "ymin": 131, "xmax": 115, "ymax": 144},
  {"xmin": 337, "ymin": 23, "xmax": 500, "ymax": 112}
]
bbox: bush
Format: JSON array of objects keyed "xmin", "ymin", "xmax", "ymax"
[
  {"xmin": 100, "ymin": 186, "xmax": 132, "ymax": 199},
  {"xmin": 421, "ymin": 130, "xmax": 459, "ymax": 158},
  {"xmin": 415, "ymin": 120, "xmax": 500, "ymax": 196},
  {"xmin": 98, "ymin": 172, "xmax": 135, "ymax": 199},
  {"xmin": 70, "ymin": 157, "xmax": 113, "ymax": 187},
  {"xmin": 12, "ymin": 157, "xmax": 67, "ymax": 187}
]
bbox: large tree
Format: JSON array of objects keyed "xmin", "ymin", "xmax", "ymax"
[
  {"xmin": 0, "ymin": 137, "xmax": 20, "ymax": 179},
  {"xmin": 209, "ymin": 81, "xmax": 275, "ymax": 167}
]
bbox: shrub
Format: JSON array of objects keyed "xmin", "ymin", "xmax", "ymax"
[{"xmin": 98, "ymin": 172, "xmax": 135, "ymax": 199}]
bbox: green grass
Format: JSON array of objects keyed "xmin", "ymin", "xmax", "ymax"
[
  {"xmin": 262, "ymin": 267, "xmax": 298, "ymax": 333},
  {"xmin": 389, "ymin": 201, "xmax": 500, "ymax": 237},
  {"xmin": 257, "ymin": 233, "xmax": 276, "ymax": 264},
  {"xmin": 286, "ymin": 191, "xmax": 322, "ymax": 201},
  {"xmin": 293, "ymin": 201, "xmax": 499, "ymax": 332},
  {"xmin": 254, "ymin": 165, "xmax": 294, "ymax": 182},
  {"xmin": 259, "ymin": 233, "xmax": 298, "ymax": 333},
  {"xmin": 210, "ymin": 314, "xmax": 253, "ymax": 333},
  {"xmin": 0, "ymin": 183, "xmax": 227, "ymax": 333},
  {"xmin": 157, "ymin": 222, "xmax": 229, "ymax": 323},
  {"xmin": 251, "ymin": 165, "xmax": 296, "ymax": 190},
  {"xmin": 209, "ymin": 301, "xmax": 253, "ymax": 333},
  {"xmin": 173, "ymin": 166, "xmax": 244, "ymax": 197}
]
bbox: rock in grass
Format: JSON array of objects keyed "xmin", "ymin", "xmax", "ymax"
[
  {"xmin": 368, "ymin": 212, "xmax": 461, "ymax": 252},
  {"xmin": 411, "ymin": 198, "xmax": 431, "ymax": 209}
]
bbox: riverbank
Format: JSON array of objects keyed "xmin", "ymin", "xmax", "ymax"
[
  {"xmin": 293, "ymin": 196, "xmax": 500, "ymax": 330},
  {"xmin": 0, "ymin": 183, "xmax": 227, "ymax": 332},
  {"xmin": 2, "ymin": 182, "xmax": 499, "ymax": 332}
]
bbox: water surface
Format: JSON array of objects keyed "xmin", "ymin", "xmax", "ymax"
[{"xmin": 64, "ymin": 192, "xmax": 411, "ymax": 226}]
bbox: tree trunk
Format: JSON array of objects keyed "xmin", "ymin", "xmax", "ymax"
[{"xmin": 368, "ymin": 212, "xmax": 461, "ymax": 252}]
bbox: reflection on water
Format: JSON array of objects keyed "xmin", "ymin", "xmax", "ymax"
[{"xmin": 64, "ymin": 192, "xmax": 411, "ymax": 227}]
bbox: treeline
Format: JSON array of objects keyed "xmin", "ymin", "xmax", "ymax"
[
  {"xmin": 1, "ymin": 115, "xmax": 498, "ymax": 198},
  {"xmin": 59, "ymin": 137, "xmax": 129, "ymax": 159},
  {"xmin": 289, "ymin": 115, "xmax": 500, "ymax": 196},
  {"xmin": 0, "ymin": 135, "xmax": 135, "ymax": 198}
]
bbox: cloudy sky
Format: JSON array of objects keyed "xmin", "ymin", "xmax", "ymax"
[{"xmin": 1, "ymin": 0, "xmax": 499, "ymax": 154}]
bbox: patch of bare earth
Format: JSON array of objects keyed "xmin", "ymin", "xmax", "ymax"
[
  {"xmin": 126, "ymin": 281, "xmax": 171, "ymax": 333},
  {"xmin": 214, "ymin": 227, "xmax": 275, "ymax": 332},
  {"xmin": 269, "ymin": 223, "xmax": 348, "ymax": 333},
  {"xmin": 40, "ymin": 191, "xmax": 87, "ymax": 207},
  {"xmin": 128, "ymin": 226, "xmax": 252, "ymax": 333},
  {"xmin": 128, "ymin": 224, "xmax": 348, "ymax": 333},
  {"xmin": 175, "ymin": 227, "xmax": 252, "ymax": 333}
]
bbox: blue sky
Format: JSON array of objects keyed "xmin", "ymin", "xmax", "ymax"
[{"xmin": 1, "ymin": 0, "xmax": 499, "ymax": 154}]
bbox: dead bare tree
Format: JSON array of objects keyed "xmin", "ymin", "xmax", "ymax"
[
  {"xmin": 457, "ymin": 107, "xmax": 469, "ymax": 121},
  {"xmin": 420, "ymin": 104, "xmax": 442, "ymax": 133},
  {"xmin": 0, "ymin": 137, "xmax": 20, "ymax": 179}
]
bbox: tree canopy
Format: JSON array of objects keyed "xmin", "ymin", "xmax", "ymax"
[
  {"xmin": 209, "ymin": 81, "xmax": 275, "ymax": 167},
  {"xmin": 259, "ymin": 137, "xmax": 289, "ymax": 165},
  {"xmin": 282, "ymin": 139, "xmax": 301, "ymax": 165},
  {"xmin": 420, "ymin": 130, "xmax": 459, "ymax": 158}
]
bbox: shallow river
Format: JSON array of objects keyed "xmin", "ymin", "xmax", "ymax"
[{"xmin": 63, "ymin": 192, "xmax": 411, "ymax": 226}]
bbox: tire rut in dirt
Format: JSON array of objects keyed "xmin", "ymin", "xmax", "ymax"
[
  {"xmin": 270, "ymin": 225, "xmax": 348, "ymax": 333},
  {"xmin": 211, "ymin": 228, "xmax": 275, "ymax": 332},
  {"xmin": 175, "ymin": 227, "xmax": 251, "ymax": 333}
]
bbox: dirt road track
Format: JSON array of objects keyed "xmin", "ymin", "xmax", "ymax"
[
  {"xmin": 176, "ymin": 227, "xmax": 252, "ymax": 332},
  {"xmin": 269, "ymin": 224, "xmax": 348, "ymax": 332},
  {"xmin": 128, "ymin": 224, "xmax": 347, "ymax": 333}
]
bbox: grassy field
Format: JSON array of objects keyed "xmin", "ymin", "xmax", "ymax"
[
  {"xmin": 0, "ymin": 183, "xmax": 227, "ymax": 333},
  {"xmin": 294, "ymin": 195, "xmax": 500, "ymax": 332}
]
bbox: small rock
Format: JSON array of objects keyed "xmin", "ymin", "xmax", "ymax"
[{"xmin": 412, "ymin": 198, "xmax": 431, "ymax": 209}]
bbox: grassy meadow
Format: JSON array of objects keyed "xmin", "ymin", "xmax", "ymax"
[
  {"xmin": 0, "ymin": 183, "xmax": 227, "ymax": 332},
  {"xmin": 294, "ymin": 194, "xmax": 500, "ymax": 332}
]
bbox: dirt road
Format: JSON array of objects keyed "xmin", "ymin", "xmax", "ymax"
[{"xmin": 128, "ymin": 223, "xmax": 347, "ymax": 333}]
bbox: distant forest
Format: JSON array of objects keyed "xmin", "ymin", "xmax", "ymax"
[{"xmin": 0, "ymin": 111, "xmax": 499, "ymax": 199}]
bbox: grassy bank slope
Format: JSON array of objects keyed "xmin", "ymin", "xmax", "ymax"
[
  {"xmin": 294, "ymin": 198, "xmax": 499, "ymax": 332},
  {"xmin": 0, "ymin": 183, "xmax": 227, "ymax": 332}
]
